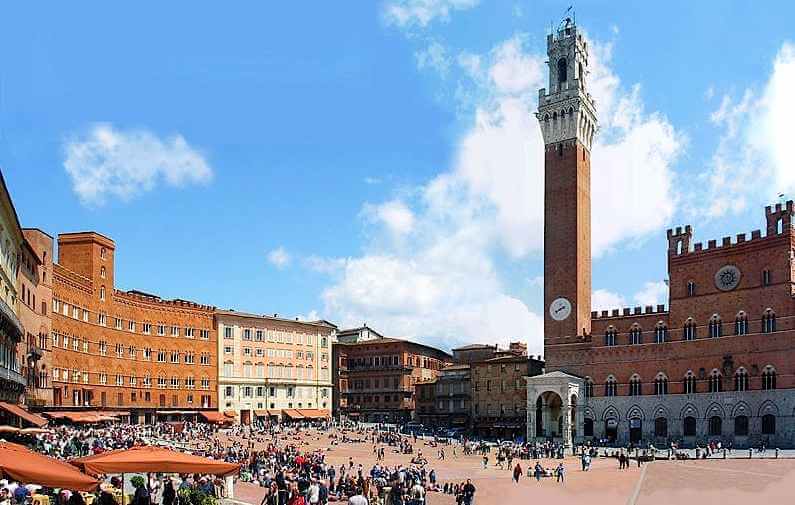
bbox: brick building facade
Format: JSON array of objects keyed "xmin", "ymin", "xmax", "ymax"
[
  {"xmin": 50, "ymin": 232, "xmax": 218, "ymax": 422},
  {"xmin": 473, "ymin": 355, "xmax": 544, "ymax": 439},
  {"xmin": 18, "ymin": 229, "xmax": 53, "ymax": 406},
  {"xmin": 216, "ymin": 310, "xmax": 335, "ymax": 424},
  {"xmin": 334, "ymin": 336, "xmax": 451, "ymax": 423},
  {"xmin": 529, "ymin": 20, "xmax": 795, "ymax": 448}
]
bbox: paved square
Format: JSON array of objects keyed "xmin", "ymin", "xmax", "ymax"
[{"xmin": 221, "ymin": 429, "xmax": 795, "ymax": 505}]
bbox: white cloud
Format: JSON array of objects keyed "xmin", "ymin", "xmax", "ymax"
[
  {"xmin": 314, "ymin": 31, "xmax": 682, "ymax": 354},
  {"xmin": 267, "ymin": 247, "xmax": 291, "ymax": 269},
  {"xmin": 632, "ymin": 280, "xmax": 669, "ymax": 307},
  {"xmin": 63, "ymin": 123, "xmax": 212, "ymax": 206},
  {"xmin": 416, "ymin": 41, "xmax": 451, "ymax": 76},
  {"xmin": 592, "ymin": 289, "xmax": 626, "ymax": 312},
  {"xmin": 528, "ymin": 275, "xmax": 544, "ymax": 288},
  {"xmin": 696, "ymin": 42, "xmax": 795, "ymax": 218},
  {"xmin": 383, "ymin": 0, "xmax": 479, "ymax": 28},
  {"xmin": 296, "ymin": 310, "xmax": 321, "ymax": 322},
  {"xmin": 362, "ymin": 199, "xmax": 416, "ymax": 237},
  {"xmin": 592, "ymin": 281, "xmax": 669, "ymax": 313}
]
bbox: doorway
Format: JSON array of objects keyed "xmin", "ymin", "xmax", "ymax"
[
  {"xmin": 605, "ymin": 419, "xmax": 617, "ymax": 443},
  {"xmin": 629, "ymin": 418, "xmax": 642, "ymax": 444}
]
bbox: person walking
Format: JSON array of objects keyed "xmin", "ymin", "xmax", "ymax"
[
  {"xmin": 462, "ymin": 479, "xmax": 476, "ymax": 505},
  {"xmin": 534, "ymin": 462, "xmax": 543, "ymax": 483},
  {"xmin": 513, "ymin": 463, "xmax": 522, "ymax": 484},
  {"xmin": 556, "ymin": 463, "xmax": 565, "ymax": 484}
]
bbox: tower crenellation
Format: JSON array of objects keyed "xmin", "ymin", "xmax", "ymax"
[
  {"xmin": 765, "ymin": 199, "xmax": 794, "ymax": 236},
  {"xmin": 536, "ymin": 19, "xmax": 598, "ymax": 151}
]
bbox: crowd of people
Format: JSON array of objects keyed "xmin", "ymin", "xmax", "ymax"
[{"xmin": 0, "ymin": 418, "xmax": 675, "ymax": 505}]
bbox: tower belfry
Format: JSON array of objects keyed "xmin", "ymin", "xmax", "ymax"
[{"xmin": 538, "ymin": 19, "xmax": 597, "ymax": 359}]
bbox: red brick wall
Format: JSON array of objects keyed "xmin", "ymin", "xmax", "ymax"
[
  {"xmin": 50, "ymin": 232, "xmax": 218, "ymax": 411},
  {"xmin": 548, "ymin": 210, "xmax": 795, "ymax": 399},
  {"xmin": 544, "ymin": 140, "xmax": 592, "ymax": 344}
]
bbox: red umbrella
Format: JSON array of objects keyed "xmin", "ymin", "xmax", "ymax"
[
  {"xmin": 0, "ymin": 441, "xmax": 100, "ymax": 491},
  {"xmin": 70, "ymin": 446, "xmax": 240, "ymax": 477}
]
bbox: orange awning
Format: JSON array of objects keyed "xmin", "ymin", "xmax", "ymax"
[
  {"xmin": 0, "ymin": 402, "xmax": 47, "ymax": 427},
  {"xmin": 297, "ymin": 409, "xmax": 330, "ymax": 419},
  {"xmin": 0, "ymin": 441, "xmax": 99, "ymax": 491},
  {"xmin": 223, "ymin": 410, "xmax": 236, "ymax": 418},
  {"xmin": 45, "ymin": 411, "xmax": 119, "ymax": 424},
  {"xmin": 199, "ymin": 411, "xmax": 231, "ymax": 423},
  {"xmin": 70, "ymin": 446, "xmax": 240, "ymax": 477},
  {"xmin": 253, "ymin": 410, "xmax": 268, "ymax": 417},
  {"xmin": 283, "ymin": 409, "xmax": 304, "ymax": 419}
]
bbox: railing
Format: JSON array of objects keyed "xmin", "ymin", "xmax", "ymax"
[{"xmin": 0, "ymin": 367, "xmax": 26, "ymax": 386}]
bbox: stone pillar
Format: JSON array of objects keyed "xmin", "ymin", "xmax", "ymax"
[
  {"xmin": 575, "ymin": 401, "xmax": 584, "ymax": 445},
  {"xmin": 562, "ymin": 397, "xmax": 572, "ymax": 448},
  {"xmin": 527, "ymin": 403, "xmax": 535, "ymax": 440}
]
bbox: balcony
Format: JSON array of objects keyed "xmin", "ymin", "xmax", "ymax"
[{"xmin": 0, "ymin": 367, "xmax": 26, "ymax": 387}]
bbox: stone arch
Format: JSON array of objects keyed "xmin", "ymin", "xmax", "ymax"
[
  {"xmin": 731, "ymin": 401, "xmax": 751, "ymax": 418},
  {"xmin": 651, "ymin": 403, "xmax": 670, "ymax": 419},
  {"xmin": 602, "ymin": 405, "xmax": 620, "ymax": 422},
  {"xmin": 583, "ymin": 406, "xmax": 596, "ymax": 420},
  {"xmin": 626, "ymin": 404, "xmax": 645, "ymax": 421},
  {"xmin": 758, "ymin": 399, "xmax": 780, "ymax": 417},
  {"xmin": 704, "ymin": 402, "xmax": 725, "ymax": 419},
  {"xmin": 680, "ymin": 403, "xmax": 699, "ymax": 419}
]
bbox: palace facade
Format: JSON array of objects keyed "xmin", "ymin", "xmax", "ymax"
[
  {"xmin": 527, "ymin": 19, "xmax": 795, "ymax": 448},
  {"xmin": 50, "ymin": 232, "xmax": 218, "ymax": 423},
  {"xmin": 215, "ymin": 310, "xmax": 335, "ymax": 424}
]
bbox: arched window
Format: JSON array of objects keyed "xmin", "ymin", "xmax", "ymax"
[
  {"xmin": 683, "ymin": 319, "xmax": 697, "ymax": 341},
  {"xmin": 762, "ymin": 414, "xmax": 776, "ymax": 435},
  {"xmin": 762, "ymin": 309, "xmax": 776, "ymax": 333},
  {"xmin": 761, "ymin": 366, "xmax": 776, "ymax": 390},
  {"xmin": 734, "ymin": 368, "xmax": 748, "ymax": 391},
  {"xmin": 100, "ymin": 247, "xmax": 107, "ymax": 260},
  {"xmin": 734, "ymin": 312, "xmax": 748, "ymax": 335},
  {"xmin": 100, "ymin": 266, "xmax": 106, "ymax": 279},
  {"xmin": 762, "ymin": 269, "xmax": 771, "ymax": 286},
  {"xmin": 629, "ymin": 325, "xmax": 642, "ymax": 345},
  {"xmin": 654, "ymin": 373, "xmax": 668, "ymax": 395},
  {"xmin": 734, "ymin": 415, "xmax": 749, "ymax": 436},
  {"xmin": 708, "ymin": 315, "xmax": 722, "ymax": 338},
  {"xmin": 708, "ymin": 416, "xmax": 722, "ymax": 436},
  {"xmin": 584, "ymin": 418, "xmax": 594, "ymax": 437},
  {"xmin": 684, "ymin": 371, "xmax": 697, "ymax": 394},
  {"xmin": 683, "ymin": 416, "xmax": 697, "ymax": 436},
  {"xmin": 687, "ymin": 281, "xmax": 696, "ymax": 297},
  {"xmin": 604, "ymin": 327, "xmax": 617, "ymax": 346},
  {"xmin": 584, "ymin": 377, "xmax": 594, "ymax": 398},
  {"xmin": 557, "ymin": 57, "xmax": 568, "ymax": 84},
  {"xmin": 99, "ymin": 286, "xmax": 106, "ymax": 301},
  {"xmin": 629, "ymin": 375, "xmax": 642, "ymax": 396},
  {"xmin": 654, "ymin": 417, "xmax": 668, "ymax": 437},
  {"xmin": 708, "ymin": 370, "xmax": 723, "ymax": 393},
  {"xmin": 605, "ymin": 376, "xmax": 617, "ymax": 397},
  {"xmin": 654, "ymin": 323, "xmax": 668, "ymax": 344}
]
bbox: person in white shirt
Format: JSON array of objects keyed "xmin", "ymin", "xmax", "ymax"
[
  {"xmin": 307, "ymin": 480, "xmax": 320, "ymax": 505},
  {"xmin": 348, "ymin": 488, "xmax": 368, "ymax": 505}
]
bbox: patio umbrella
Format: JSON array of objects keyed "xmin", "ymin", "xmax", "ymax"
[
  {"xmin": 0, "ymin": 441, "xmax": 100, "ymax": 491},
  {"xmin": 69, "ymin": 446, "xmax": 240, "ymax": 477}
]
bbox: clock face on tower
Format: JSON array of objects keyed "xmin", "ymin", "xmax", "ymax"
[{"xmin": 549, "ymin": 297, "xmax": 572, "ymax": 321}]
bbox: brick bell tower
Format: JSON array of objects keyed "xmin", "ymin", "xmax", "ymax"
[{"xmin": 538, "ymin": 19, "xmax": 597, "ymax": 347}]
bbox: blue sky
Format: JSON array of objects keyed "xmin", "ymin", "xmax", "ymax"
[{"xmin": 2, "ymin": 1, "xmax": 795, "ymax": 354}]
